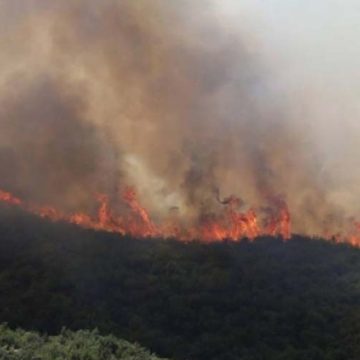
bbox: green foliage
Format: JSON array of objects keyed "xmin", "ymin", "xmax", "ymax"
[
  {"xmin": 0, "ymin": 205, "xmax": 360, "ymax": 359},
  {"xmin": 0, "ymin": 324, "xmax": 166, "ymax": 360}
]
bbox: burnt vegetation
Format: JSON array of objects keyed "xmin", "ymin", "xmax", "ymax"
[{"xmin": 0, "ymin": 204, "xmax": 359, "ymax": 360}]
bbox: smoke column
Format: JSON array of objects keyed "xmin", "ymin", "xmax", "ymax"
[{"xmin": 0, "ymin": 0, "xmax": 359, "ymax": 239}]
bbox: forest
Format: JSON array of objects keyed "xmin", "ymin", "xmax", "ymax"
[{"xmin": 0, "ymin": 204, "xmax": 359, "ymax": 360}]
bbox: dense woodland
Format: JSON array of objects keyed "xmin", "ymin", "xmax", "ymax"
[{"xmin": 0, "ymin": 204, "xmax": 360, "ymax": 360}]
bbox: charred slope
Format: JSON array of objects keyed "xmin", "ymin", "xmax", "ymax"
[{"xmin": 0, "ymin": 204, "xmax": 359, "ymax": 360}]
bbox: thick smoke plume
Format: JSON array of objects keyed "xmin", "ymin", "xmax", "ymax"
[{"xmin": 0, "ymin": 0, "xmax": 357, "ymax": 239}]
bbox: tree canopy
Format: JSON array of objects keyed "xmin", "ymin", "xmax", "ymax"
[{"xmin": 0, "ymin": 205, "xmax": 359, "ymax": 359}]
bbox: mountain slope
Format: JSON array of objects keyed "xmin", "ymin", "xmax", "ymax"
[{"xmin": 0, "ymin": 204, "xmax": 359, "ymax": 359}]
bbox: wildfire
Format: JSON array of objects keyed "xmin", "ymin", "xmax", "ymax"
[
  {"xmin": 0, "ymin": 187, "xmax": 358, "ymax": 245},
  {"xmin": 0, "ymin": 190, "xmax": 22, "ymax": 206}
]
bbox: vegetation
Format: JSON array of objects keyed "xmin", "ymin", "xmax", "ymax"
[
  {"xmin": 0, "ymin": 204, "xmax": 360, "ymax": 359},
  {"xmin": 0, "ymin": 324, "xmax": 166, "ymax": 359}
]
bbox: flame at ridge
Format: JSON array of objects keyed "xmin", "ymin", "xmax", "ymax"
[{"xmin": 0, "ymin": 187, "xmax": 359, "ymax": 245}]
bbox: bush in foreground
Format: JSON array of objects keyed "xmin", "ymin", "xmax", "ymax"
[{"xmin": 0, "ymin": 324, "xmax": 167, "ymax": 360}]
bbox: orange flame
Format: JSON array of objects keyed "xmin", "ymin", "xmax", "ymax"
[
  {"xmin": 0, "ymin": 187, "xmax": 358, "ymax": 245},
  {"xmin": 0, "ymin": 190, "xmax": 22, "ymax": 206},
  {"xmin": 123, "ymin": 187, "xmax": 159, "ymax": 237}
]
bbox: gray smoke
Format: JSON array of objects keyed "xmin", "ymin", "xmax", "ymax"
[{"xmin": 0, "ymin": 0, "xmax": 357, "ymax": 235}]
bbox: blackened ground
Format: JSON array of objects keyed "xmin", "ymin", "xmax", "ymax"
[{"xmin": 0, "ymin": 204, "xmax": 359, "ymax": 360}]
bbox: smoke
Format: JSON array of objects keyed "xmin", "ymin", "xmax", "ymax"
[
  {"xmin": 217, "ymin": 0, "xmax": 360, "ymax": 232},
  {"xmin": 0, "ymin": 0, "xmax": 357, "ymax": 236}
]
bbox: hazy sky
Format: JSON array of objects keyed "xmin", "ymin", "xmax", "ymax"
[{"xmin": 215, "ymin": 0, "xmax": 360, "ymax": 210}]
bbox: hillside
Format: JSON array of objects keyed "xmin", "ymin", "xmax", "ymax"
[
  {"xmin": 0, "ymin": 324, "xmax": 167, "ymax": 360},
  {"xmin": 0, "ymin": 204, "xmax": 360, "ymax": 359}
]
